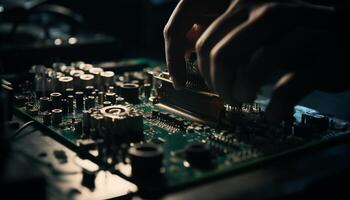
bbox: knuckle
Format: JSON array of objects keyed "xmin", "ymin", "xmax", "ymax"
[
  {"xmin": 163, "ymin": 24, "xmax": 173, "ymax": 39},
  {"xmin": 195, "ymin": 38, "xmax": 205, "ymax": 56},
  {"xmin": 210, "ymin": 44, "xmax": 226, "ymax": 66},
  {"xmin": 253, "ymin": 2, "xmax": 282, "ymax": 20}
]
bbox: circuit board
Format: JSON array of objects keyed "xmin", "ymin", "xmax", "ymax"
[{"xmin": 13, "ymin": 58, "xmax": 350, "ymax": 195}]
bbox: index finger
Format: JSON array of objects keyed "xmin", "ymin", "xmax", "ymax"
[{"xmin": 164, "ymin": 0, "xmax": 228, "ymax": 89}]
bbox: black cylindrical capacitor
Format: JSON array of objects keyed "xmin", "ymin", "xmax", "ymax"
[
  {"xmin": 115, "ymin": 97, "xmax": 125, "ymax": 105},
  {"xmin": 105, "ymin": 92, "xmax": 116, "ymax": 104},
  {"xmin": 58, "ymin": 76, "xmax": 73, "ymax": 93},
  {"xmin": 67, "ymin": 95, "xmax": 74, "ymax": 113},
  {"xmin": 85, "ymin": 85, "xmax": 94, "ymax": 96},
  {"xmin": 52, "ymin": 109, "xmax": 63, "ymax": 127},
  {"xmin": 108, "ymin": 86, "xmax": 115, "ymax": 93},
  {"xmin": 50, "ymin": 92, "xmax": 62, "ymax": 109},
  {"xmin": 120, "ymin": 83, "xmax": 140, "ymax": 104},
  {"xmin": 80, "ymin": 74, "xmax": 95, "ymax": 90},
  {"xmin": 75, "ymin": 91, "xmax": 84, "ymax": 111},
  {"xmin": 100, "ymin": 71, "xmax": 115, "ymax": 88},
  {"xmin": 91, "ymin": 91, "xmax": 96, "ymax": 98},
  {"xmin": 115, "ymin": 81, "xmax": 123, "ymax": 95},
  {"xmin": 82, "ymin": 110, "xmax": 91, "ymax": 134},
  {"xmin": 61, "ymin": 99, "xmax": 68, "ymax": 114},
  {"xmin": 128, "ymin": 143, "xmax": 164, "ymax": 178},
  {"xmin": 74, "ymin": 120, "xmax": 83, "ymax": 135},
  {"xmin": 103, "ymin": 101, "xmax": 112, "ymax": 107},
  {"xmin": 98, "ymin": 91, "xmax": 104, "ymax": 105},
  {"xmin": 89, "ymin": 67, "xmax": 104, "ymax": 86},
  {"xmin": 65, "ymin": 88, "xmax": 74, "ymax": 97},
  {"xmin": 42, "ymin": 111, "xmax": 52, "ymax": 125},
  {"xmin": 143, "ymin": 83, "xmax": 152, "ymax": 98},
  {"xmin": 39, "ymin": 97, "xmax": 50, "ymax": 112},
  {"xmin": 85, "ymin": 96, "xmax": 95, "ymax": 110}
]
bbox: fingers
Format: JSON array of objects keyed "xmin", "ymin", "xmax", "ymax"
[
  {"xmin": 231, "ymin": 28, "xmax": 326, "ymax": 103},
  {"xmin": 265, "ymin": 70, "xmax": 315, "ymax": 123},
  {"xmin": 164, "ymin": 0, "xmax": 228, "ymax": 89},
  {"xmin": 195, "ymin": 2, "xmax": 248, "ymax": 88},
  {"xmin": 210, "ymin": 3, "xmax": 293, "ymax": 104}
]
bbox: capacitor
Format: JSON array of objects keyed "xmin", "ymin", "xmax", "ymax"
[
  {"xmin": 71, "ymin": 70, "xmax": 84, "ymax": 89},
  {"xmin": 74, "ymin": 120, "xmax": 83, "ymax": 135},
  {"xmin": 75, "ymin": 91, "xmax": 84, "ymax": 111},
  {"xmin": 128, "ymin": 143, "xmax": 163, "ymax": 178},
  {"xmin": 80, "ymin": 74, "xmax": 95, "ymax": 90},
  {"xmin": 103, "ymin": 101, "xmax": 112, "ymax": 107},
  {"xmin": 185, "ymin": 143, "xmax": 212, "ymax": 168},
  {"xmin": 85, "ymin": 96, "xmax": 96, "ymax": 110},
  {"xmin": 98, "ymin": 91, "xmax": 104, "ymax": 105},
  {"xmin": 42, "ymin": 111, "xmax": 52, "ymax": 125},
  {"xmin": 115, "ymin": 81, "xmax": 123, "ymax": 95},
  {"xmin": 88, "ymin": 67, "xmax": 104, "ymax": 86},
  {"xmin": 115, "ymin": 97, "xmax": 124, "ymax": 105},
  {"xmin": 80, "ymin": 63, "xmax": 94, "ymax": 73},
  {"xmin": 39, "ymin": 97, "xmax": 51, "ymax": 112},
  {"xmin": 65, "ymin": 88, "xmax": 74, "ymax": 97},
  {"xmin": 105, "ymin": 92, "xmax": 116, "ymax": 104},
  {"xmin": 58, "ymin": 76, "xmax": 73, "ymax": 92},
  {"xmin": 72, "ymin": 61, "xmax": 85, "ymax": 69},
  {"xmin": 61, "ymin": 99, "xmax": 68, "ymax": 114},
  {"xmin": 90, "ymin": 114, "xmax": 104, "ymax": 136},
  {"xmin": 50, "ymin": 92, "xmax": 62, "ymax": 109},
  {"xmin": 69, "ymin": 69, "xmax": 84, "ymax": 77},
  {"xmin": 108, "ymin": 86, "xmax": 115, "ymax": 93},
  {"xmin": 82, "ymin": 110, "xmax": 91, "ymax": 134},
  {"xmin": 100, "ymin": 71, "xmax": 114, "ymax": 88},
  {"xmin": 53, "ymin": 72, "xmax": 64, "ymax": 92},
  {"xmin": 52, "ymin": 62, "xmax": 65, "ymax": 72},
  {"xmin": 143, "ymin": 83, "xmax": 152, "ymax": 98},
  {"xmin": 119, "ymin": 83, "xmax": 140, "ymax": 104},
  {"xmin": 85, "ymin": 86, "xmax": 95, "ymax": 96},
  {"xmin": 52, "ymin": 109, "xmax": 63, "ymax": 127},
  {"xmin": 67, "ymin": 95, "xmax": 74, "ymax": 113}
]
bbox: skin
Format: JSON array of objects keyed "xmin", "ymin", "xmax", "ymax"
[{"xmin": 164, "ymin": 0, "xmax": 349, "ymax": 123}]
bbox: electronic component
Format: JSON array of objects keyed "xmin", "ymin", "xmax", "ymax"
[
  {"xmin": 51, "ymin": 109, "xmax": 63, "ymax": 127},
  {"xmin": 119, "ymin": 83, "xmax": 140, "ymax": 104},
  {"xmin": 39, "ymin": 97, "xmax": 51, "ymax": 112},
  {"xmin": 105, "ymin": 92, "xmax": 116, "ymax": 104},
  {"xmin": 128, "ymin": 143, "xmax": 163, "ymax": 178},
  {"xmin": 42, "ymin": 111, "xmax": 52, "ymax": 125},
  {"xmin": 185, "ymin": 143, "xmax": 213, "ymax": 168},
  {"xmin": 80, "ymin": 74, "xmax": 95, "ymax": 89},
  {"xmin": 50, "ymin": 92, "xmax": 62, "ymax": 109},
  {"xmin": 75, "ymin": 91, "xmax": 84, "ymax": 111}
]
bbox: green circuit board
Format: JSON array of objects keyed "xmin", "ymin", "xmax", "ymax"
[
  {"xmin": 13, "ymin": 58, "xmax": 350, "ymax": 193},
  {"xmin": 14, "ymin": 97, "xmax": 350, "ymax": 191}
]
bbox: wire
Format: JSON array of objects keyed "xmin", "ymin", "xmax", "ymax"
[{"xmin": 9, "ymin": 120, "xmax": 37, "ymax": 140}]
